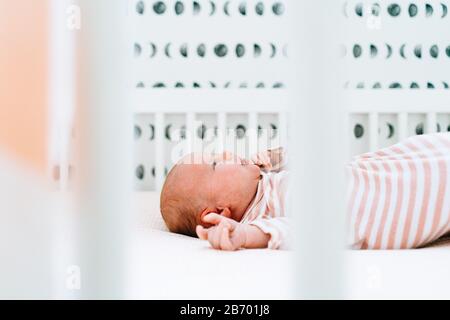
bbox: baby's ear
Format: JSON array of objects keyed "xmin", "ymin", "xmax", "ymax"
[
  {"xmin": 218, "ymin": 207, "xmax": 232, "ymax": 219},
  {"xmin": 199, "ymin": 207, "xmax": 232, "ymax": 226},
  {"xmin": 199, "ymin": 209, "xmax": 217, "ymax": 227}
]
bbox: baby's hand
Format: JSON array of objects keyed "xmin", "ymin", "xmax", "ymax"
[
  {"xmin": 196, "ymin": 213, "xmax": 247, "ymax": 251},
  {"xmin": 250, "ymin": 147, "xmax": 284, "ymax": 172},
  {"xmin": 250, "ymin": 151, "xmax": 273, "ymax": 171}
]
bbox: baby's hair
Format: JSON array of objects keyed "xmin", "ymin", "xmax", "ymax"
[{"xmin": 160, "ymin": 164, "xmax": 200, "ymax": 237}]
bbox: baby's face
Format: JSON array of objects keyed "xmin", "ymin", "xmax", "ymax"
[{"xmin": 178, "ymin": 151, "xmax": 261, "ymax": 221}]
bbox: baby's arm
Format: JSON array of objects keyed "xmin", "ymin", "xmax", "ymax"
[
  {"xmin": 248, "ymin": 217, "xmax": 289, "ymax": 250},
  {"xmin": 196, "ymin": 213, "xmax": 270, "ymax": 251}
]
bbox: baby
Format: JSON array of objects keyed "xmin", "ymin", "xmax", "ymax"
[
  {"xmin": 161, "ymin": 132, "xmax": 450, "ymax": 251},
  {"xmin": 160, "ymin": 148, "xmax": 289, "ymax": 251}
]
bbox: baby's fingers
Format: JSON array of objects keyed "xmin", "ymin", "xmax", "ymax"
[
  {"xmin": 251, "ymin": 152, "xmax": 272, "ymax": 169},
  {"xmin": 196, "ymin": 225, "xmax": 208, "ymax": 240},
  {"xmin": 219, "ymin": 227, "xmax": 236, "ymax": 251},
  {"xmin": 202, "ymin": 212, "xmax": 223, "ymax": 226},
  {"xmin": 250, "ymin": 154, "xmax": 261, "ymax": 165},
  {"xmin": 211, "ymin": 224, "xmax": 225, "ymax": 249}
]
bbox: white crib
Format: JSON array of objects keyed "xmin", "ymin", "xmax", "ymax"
[{"xmin": 49, "ymin": 0, "xmax": 450, "ymax": 299}]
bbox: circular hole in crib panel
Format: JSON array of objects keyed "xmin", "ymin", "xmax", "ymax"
[
  {"xmin": 354, "ymin": 124, "xmax": 364, "ymax": 139},
  {"xmin": 153, "ymin": 1, "xmax": 167, "ymax": 14},
  {"xmin": 180, "ymin": 43, "xmax": 189, "ymax": 58},
  {"xmin": 193, "ymin": 1, "xmax": 201, "ymax": 15},
  {"xmin": 135, "ymin": 165, "xmax": 145, "ymax": 180},
  {"xmin": 134, "ymin": 125, "xmax": 142, "ymax": 140},
  {"xmin": 254, "ymin": 44, "xmax": 262, "ymax": 58},
  {"xmin": 410, "ymin": 82, "xmax": 420, "ymax": 89},
  {"xmin": 136, "ymin": 1, "xmax": 145, "ymax": 15},
  {"xmin": 236, "ymin": 124, "xmax": 247, "ymax": 139},
  {"xmin": 239, "ymin": 2, "xmax": 247, "ymax": 16},
  {"xmin": 214, "ymin": 44, "xmax": 228, "ymax": 58},
  {"xmin": 149, "ymin": 124, "xmax": 155, "ymax": 140},
  {"xmin": 353, "ymin": 44, "xmax": 362, "ymax": 58},
  {"xmin": 175, "ymin": 1, "xmax": 185, "ymax": 15},
  {"xmin": 272, "ymin": 2, "xmax": 285, "ymax": 16},
  {"xmin": 349, "ymin": 114, "xmax": 369, "ymax": 157},
  {"xmin": 255, "ymin": 2, "xmax": 264, "ymax": 16},
  {"xmin": 197, "ymin": 44, "xmax": 206, "ymax": 57},
  {"xmin": 371, "ymin": 3, "xmax": 381, "ymax": 16},
  {"xmin": 195, "ymin": 114, "xmax": 218, "ymax": 152},
  {"xmin": 415, "ymin": 123, "xmax": 424, "ymax": 135},
  {"xmin": 355, "ymin": 3, "xmax": 363, "ymax": 17},
  {"xmin": 408, "ymin": 3, "xmax": 418, "ymax": 17},
  {"xmin": 408, "ymin": 114, "xmax": 426, "ymax": 137},
  {"xmin": 414, "ymin": 45, "xmax": 423, "ymax": 59},
  {"xmin": 258, "ymin": 114, "xmax": 280, "ymax": 150},
  {"xmin": 165, "ymin": 114, "xmax": 189, "ymax": 166},
  {"xmin": 134, "ymin": 43, "xmax": 142, "ymax": 58},
  {"xmin": 378, "ymin": 114, "xmax": 398, "ymax": 148},
  {"xmin": 430, "ymin": 45, "xmax": 439, "ymax": 58},
  {"xmin": 437, "ymin": 114, "xmax": 450, "ymax": 133},
  {"xmin": 236, "ymin": 44, "xmax": 246, "ymax": 58},
  {"xmin": 226, "ymin": 114, "xmax": 249, "ymax": 159},
  {"xmin": 387, "ymin": 3, "xmax": 401, "ymax": 17},
  {"xmin": 425, "ymin": 3, "xmax": 434, "ymax": 17},
  {"xmin": 197, "ymin": 124, "xmax": 207, "ymax": 140},
  {"xmin": 149, "ymin": 43, "xmax": 157, "ymax": 58}
]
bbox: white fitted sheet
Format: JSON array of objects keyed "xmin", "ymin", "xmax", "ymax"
[{"xmin": 129, "ymin": 192, "xmax": 450, "ymax": 299}]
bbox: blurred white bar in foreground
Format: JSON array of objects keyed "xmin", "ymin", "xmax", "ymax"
[
  {"xmin": 0, "ymin": 155, "xmax": 52, "ymax": 299},
  {"xmin": 76, "ymin": 0, "xmax": 132, "ymax": 299},
  {"xmin": 290, "ymin": 1, "xmax": 347, "ymax": 299}
]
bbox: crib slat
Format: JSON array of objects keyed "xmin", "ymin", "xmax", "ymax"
[
  {"xmin": 155, "ymin": 112, "xmax": 165, "ymax": 190},
  {"xmin": 49, "ymin": 0, "xmax": 76, "ymax": 191},
  {"xmin": 77, "ymin": 0, "xmax": 131, "ymax": 299},
  {"xmin": 279, "ymin": 112, "xmax": 288, "ymax": 148},
  {"xmin": 369, "ymin": 112, "xmax": 379, "ymax": 150},
  {"xmin": 398, "ymin": 112, "xmax": 408, "ymax": 141},
  {"xmin": 248, "ymin": 112, "xmax": 258, "ymax": 156},
  {"xmin": 426, "ymin": 112, "xmax": 437, "ymax": 134},
  {"xmin": 217, "ymin": 112, "xmax": 227, "ymax": 153},
  {"xmin": 186, "ymin": 112, "xmax": 196, "ymax": 154}
]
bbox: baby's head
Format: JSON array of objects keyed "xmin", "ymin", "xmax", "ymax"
[{"xmin": 160, "ymin": 152, "xmax": 261, "ymax": 237}]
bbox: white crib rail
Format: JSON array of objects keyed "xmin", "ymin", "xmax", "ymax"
[
  {"xmin": 347, "ymin": 91, "xmax": 450, "ymax": 156},
  {"xmin": 134, "ymin": 90, "xmax": 289, "ymax": 191}
]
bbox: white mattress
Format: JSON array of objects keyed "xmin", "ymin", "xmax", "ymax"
[
  {"xmin": 129, "ymin": 192, "xmax": 450, "ymax": 299},
  {"xmin": 126, "ymin": 229, "xmax": 294, "ymax": 299}
]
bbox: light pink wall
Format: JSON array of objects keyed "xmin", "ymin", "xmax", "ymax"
[{"xmin": 0, "ymin": 0, "xmax": 49, "ymax": 173}]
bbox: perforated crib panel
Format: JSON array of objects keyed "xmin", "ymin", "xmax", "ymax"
[
  {"xmin": 344, "ymin": 0, "xmax": 450, "ymax": 157},
  {"xmin": 132, "ymin": 0, "xmax": 289, "ymax": 90},
  {"xmin": 131, "ymin": 0, "xmax": 291, "ymax": 191},
  {"xmin": 133, "ymin": 112, "xmax": 284, "ymax": 191}
]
